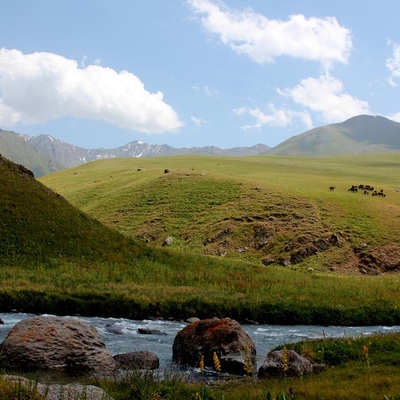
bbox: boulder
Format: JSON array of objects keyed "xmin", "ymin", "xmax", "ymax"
[
  {"xmin": 137, "ymin": 328, "xmax": 167, "ymax": 335},
  {"xmin": 258, "ymin": 349, "xmax": 325, "ymax": 379},
  {"xmin": 172, "ymin": 317, "xmax": 257, "ymax": 375},
  {"xmin": 1, "ymin": 375, "xmax": 113, "ymax": 400},
  {"xmin": 162, "ymin": 236, "xmax": 174, "ymax": 246},
  {"xmin": 105, "ymin": 323, "xmax": 124, "ymax": 335},
  {"xmin": 0, "ymin": 316, "xmax": 116, "ymax": 377},
  {"xmin": 113, "ymin": 350, "xmax": 159, "ymax": 370}
]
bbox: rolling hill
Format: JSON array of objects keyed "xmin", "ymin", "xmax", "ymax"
[
  {"xmin": 266, "ymin": 115, "xmax": 400, "ymax": 156},
  {"xmin": 40, "ymin": 153, "xmax": 400, "ymax": 276}
]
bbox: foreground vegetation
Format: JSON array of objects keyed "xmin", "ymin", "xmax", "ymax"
[{"xmin": 2, "ymin": 332, "xmax": 400, "ymax": 399}]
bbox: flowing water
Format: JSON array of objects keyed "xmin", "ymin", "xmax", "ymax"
[{"xmin": 1, "ymin": 313, "xmax": 400, "ymax": 371}]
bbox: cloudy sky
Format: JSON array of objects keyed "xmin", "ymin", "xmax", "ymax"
[{"xmin": 1, "ymin": 0, "xmax": 400, "ymax": 149}]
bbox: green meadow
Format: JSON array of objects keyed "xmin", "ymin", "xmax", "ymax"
[
  {"xmin": 3, "ymin": 152, "xmax": 392, "ymax": 325},
  {"xmin": 2, "ymin": 153, "xmax": 400, "ymax": 398},
  {"xmin": 41, "ymin": 153, "xmax": 400, "ymax": 265}
]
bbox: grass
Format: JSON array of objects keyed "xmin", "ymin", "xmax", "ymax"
[
  {"xmin": 1, "ymin": 154, "xmax": 400, "ymax": 324},
  {"xmin": 40, "ymin": 153, "xmax": 400, "ymax": 266},
  {"xmin": 2, "ymin": 152, "xmax": 400, "ymax": 397}
]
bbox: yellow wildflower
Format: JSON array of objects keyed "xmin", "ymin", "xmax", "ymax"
[
  {"xmin": 213, "ymin": 351, "xmax": 221, "ymax": 373},
  {"xmin": 199, "ymin": 354, "xmax": 205, "ymax": 373}
]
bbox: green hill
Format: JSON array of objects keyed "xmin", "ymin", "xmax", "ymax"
[
  {"xmin": 0, "ymin": 154, "xmax": 142, "ymax": 267},
  {"xmin": 1, "ymin": 153, "xmax": 400, "ymax": 324},
  {"xmin": 41, "ymin": 153, "xmax": 400, "ymax": 275},
  {"xmin": 266, "ymin": 115, "xmax": 400, "ymax": 156}
]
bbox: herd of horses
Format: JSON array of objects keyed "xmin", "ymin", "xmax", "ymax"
[{"xmin": 329, "ymin": 184, "xmax": 387, "ymax": 197}]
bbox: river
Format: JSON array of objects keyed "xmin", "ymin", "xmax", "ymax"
[{"xmin": 1, "ymin": 313, "xmax": 400, "ymax": 371}]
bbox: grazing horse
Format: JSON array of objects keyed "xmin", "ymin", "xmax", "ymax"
[
  {"xmin": 348, "ymin": 185, "xmax": 358, "ymax": 193},
  {"xmin": 329, "ymin": 186, "xmax": 335, "ymax": 191}
]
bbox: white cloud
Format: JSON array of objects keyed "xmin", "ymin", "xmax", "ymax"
[
  {"xmin": 191, "ymin": 84, "xmax": 218, "ymax": 97},
  {"xmin": 0, "ymin": 48, "xmax": 183, "ymax": 133},
  {"xmin": 279, "ymin": 73, "xmax": 370, "ymax": 123},
  {"xmin": 191, "ymin": 115, "xmax": 208, "ymax": 126},
  {"xmin": 387, "ymin": 40, "xmax": 400, "ymax": 86},
  {"xmin": 204, "ymin": 85, "xmax": 218, "ymax": 97},
  {"xmin": 387, "ymin": 112, "xmax": 400, "ymax": 123},
  {"xmin": 187, "ymin": 0, "xmax": 352, "ymax": 68},
  {"xmin": 234, "ymin": 104, "xmax": 313, "ymax": 131}
]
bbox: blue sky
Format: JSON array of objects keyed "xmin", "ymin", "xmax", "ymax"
[{"xmin": 1, "ymin": 0, "xmax": 400, "ymax": 149}]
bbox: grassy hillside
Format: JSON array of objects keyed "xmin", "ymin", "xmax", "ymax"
[
  {"xmin": 41, "ymin": 153, "xmax": 400, "ymax": 274},
  {"xmin": 1, "ymin": 153, "xmax": 400, "ymax": 324}
]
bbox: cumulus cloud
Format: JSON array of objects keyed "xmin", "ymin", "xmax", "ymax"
[
  {"xmin": 187, "ymin": 0, "xmax": 352, "ymax": 68},
  {"xmin": 234, "ymin": 104, "xmax": 313, "ymax": 131},
  {"xmin": 387, "ymin": 40, "xmax": 400, "ymax": 86},
  {"xmin": 0, "ymin": 49, "xmax": 183, "ymax": 132},
  {"xmin": 278, "ymin": 73, "xmax": 370, "ymax": 122}
]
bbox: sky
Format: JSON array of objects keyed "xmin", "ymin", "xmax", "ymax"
[{"xmin": 1, "ymin": 0, "xmax": 400, "ymax": 150}]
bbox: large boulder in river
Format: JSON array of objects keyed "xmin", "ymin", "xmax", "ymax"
[
  {"xmin": 172, "ymin": 317, "xmax": 256, "ymax": 375},
  {"xmin": 0, "ymin": 316, "xmax": 116, "ymax": 377}
]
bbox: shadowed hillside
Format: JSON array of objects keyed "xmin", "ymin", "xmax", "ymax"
[{"xmin": 0, "ymin": 154, "xmax": 142, "ymax": 266}]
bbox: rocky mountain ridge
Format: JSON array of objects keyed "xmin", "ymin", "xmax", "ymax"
[{"xmin": 0, "ymin": 129, "xmax": 270, "ymax": 176}]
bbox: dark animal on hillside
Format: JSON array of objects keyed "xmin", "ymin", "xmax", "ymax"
[
  {"xmin": 363, "ymin": 190, "xmax": 369, "ymax": 195},
  {"xmin": 329, "ymin": 186, "xmax": 335, "ymax": 191},
  {"xmin": 348, "ymin": 186, "xmax": 358, "ymax": 193}
]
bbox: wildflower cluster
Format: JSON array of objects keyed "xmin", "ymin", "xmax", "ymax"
[
  {"xmin": 282, "ymin": 346, "xmax": 288, "ymax": 373},
  {"xmin": 213, "ymin": 351, "xmax": 221, "ymax": 373},
  {"xmin": 242, "ymin": 345, "xmax": 253, "ymax": 376},
  {"xmin": 199, "ymin": 354, "xmax": 205, "ymax": 374}
]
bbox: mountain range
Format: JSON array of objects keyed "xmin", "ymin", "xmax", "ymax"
[{"xmin": 1, "ymin": 114, "xmax": 400, "ymax": 177}]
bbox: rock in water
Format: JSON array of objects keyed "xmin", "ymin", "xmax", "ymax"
[
  {"xmin": 0, "ymin": 316, "xmax": 116, "ymax": 377},
  {"xmin": 172, "ymin": 317, "xmax": 257, "ymax": 375}
]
